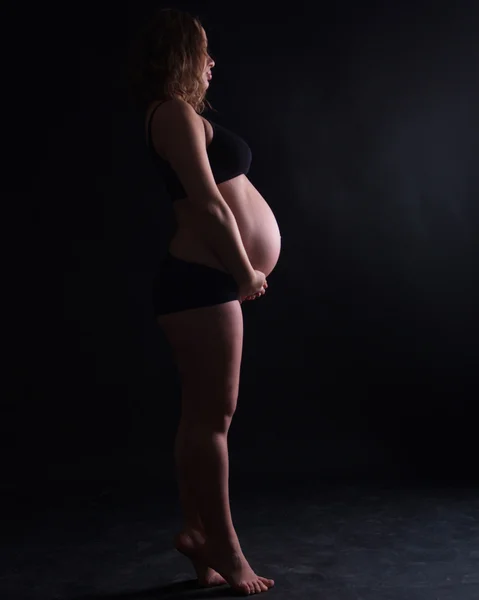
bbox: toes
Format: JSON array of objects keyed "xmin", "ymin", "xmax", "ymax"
[
  {"xmin": 258, "ymin": 579, "xmax": 268, "ymax": 592},
  {"xmin": 253, "ymin": 580, "xmax": 262, "ymax": 593},
  {"xmin": 258, "ymin": 576, "xmax": 274, "ymax": 588},
  {"xmin": 241, "ymin": 582, "xmax": 252, "ymax": 595}
]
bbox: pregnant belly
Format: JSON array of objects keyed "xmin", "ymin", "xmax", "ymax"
[
  {"xmin": 169, "ymin": 176, "xmax": 282, "ymax": 278},
  {"xmin": 222, "ymin": 177, "xmax": 281, "ymax": 277}
]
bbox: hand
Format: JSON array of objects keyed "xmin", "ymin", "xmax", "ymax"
[
  {"xmin": 239, "ymin": 274, "xmax": 268, "ymax": 304},
  {"xmin": 238, "ymin": 270, "xmax": 267, "ymax": 298},
  {"xmin": 240, "ymin": 292, "xmax": 265, "ymax": 303}
]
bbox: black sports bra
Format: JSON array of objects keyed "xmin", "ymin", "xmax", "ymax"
[{"xmin": 147, "ymin": 101, "xmax": 252, "ymax": 201}]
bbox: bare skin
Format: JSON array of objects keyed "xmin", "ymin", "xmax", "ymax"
[
  {"xmin": 174, "ymin": 529, "xmax": 227, "ymax": 587},
  {"xmin": 200, "ymin": 537, "xmax": 275, "ymax": 595},
  {"xmin": 159, "ymin": 299, "xmax": 275, "ymax": 595},
  {"xmin": 151, "ymin": 25, "xmax": 278, "ymax": 596},
  {"xmin": 174, "ymin": 528, "xmax": 275, "ymax": 594},
  {"xmin": 172, "ymin": 304, "xmax": 266, "ymax": 591},
  {"xmin": 172, "ymin": 402, "xmax": 275, "ymax": 594}
]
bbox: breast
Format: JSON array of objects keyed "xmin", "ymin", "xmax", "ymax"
[
  {"xmin": 207, "ymin": 121, "xmax": 253, "ymax": 185},
  {"xmin": 170, "ymin": 119, "xmax": 281, "ymax": 278}
]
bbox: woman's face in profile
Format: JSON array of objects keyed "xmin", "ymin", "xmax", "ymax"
[{"xmin": 201, "ymin": 27, "xmax": 215, "ymax": 88}]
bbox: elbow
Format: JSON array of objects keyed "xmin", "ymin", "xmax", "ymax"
[{"xmin": 189, "ymin": 191, "xmax": 229, "ymax": 218}]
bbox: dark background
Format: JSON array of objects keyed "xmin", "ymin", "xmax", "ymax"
[{"xmin": 4, "ymin": 0, "xmax": 478, "ymax": 488}]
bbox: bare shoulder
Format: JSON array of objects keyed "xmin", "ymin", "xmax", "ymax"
[
  {"xmin": 150, "ymin": 97, "xmax": 205, "ymax": 156},
  {"xmin": 148, "ymin": 97, "xmax": 222, "ymax": 208},
  {"xmin": 152, "ymin": 96, "xmax": 201, "ymax": 129}
]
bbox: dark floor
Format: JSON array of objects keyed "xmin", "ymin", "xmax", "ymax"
[{"xmin": 1, "ymin": 474, "xmax": 478, "ymax": 600}]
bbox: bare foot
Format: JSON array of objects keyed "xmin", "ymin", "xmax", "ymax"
[
  {"xmin": 199, "ymin": 538, "xmax": 275, "ymax": 595},
  {"xmin": 174, "ymin": 529, "xmax": 227, "ymax": 588}
]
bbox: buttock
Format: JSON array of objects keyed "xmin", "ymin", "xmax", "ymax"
[{"xmin": 152, "ymin": 251, "xmax": 239, "ymax": 316}]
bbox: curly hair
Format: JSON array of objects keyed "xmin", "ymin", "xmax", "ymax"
[{"xmin": 126, "ymin": 7, "xmax": 214, "ymax": 114}]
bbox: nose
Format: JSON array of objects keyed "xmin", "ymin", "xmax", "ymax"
[{"xmin": 208, "ymin": 56, "xmax": 215, "ymax": 69}]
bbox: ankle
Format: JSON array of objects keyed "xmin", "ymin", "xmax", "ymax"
[{"xmin": 206, "ymin": 531, "xmax": 242, "ymax": 552}]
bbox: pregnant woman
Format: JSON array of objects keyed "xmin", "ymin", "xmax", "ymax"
[{"xmin": 127, "ymin": 8, "xmax": 281, "ymax": 595}]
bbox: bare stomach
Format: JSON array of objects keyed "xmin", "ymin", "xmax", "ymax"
[{"xmin": 168, "ymin": 174, "xmax": 281, "ymax": 278}]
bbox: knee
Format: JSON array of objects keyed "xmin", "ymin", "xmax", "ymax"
[
  {"xmin": 204, "ymin": 401, "xmax": 237, "ymax": 433},
  {"xmin": 181, "ymin": 387, "xmax": 238, "ymax": 431},
  {"xmin": 182, "ymin": 413, "xmax": 234, "ymax": 435},
  {"xmin": 220, "ymin": 391, "xmax": 238, "ymax": 420}
]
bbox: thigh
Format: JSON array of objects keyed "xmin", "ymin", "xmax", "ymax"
[{"xmin": 157, "ymin": 300, "xmax": 244, "ymax": 420}]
